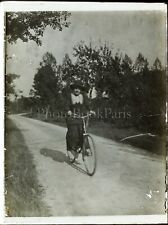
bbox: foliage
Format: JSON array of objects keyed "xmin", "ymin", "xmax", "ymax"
[
  {"xmin": 39, "ymin": 52, "xmax": 57, "ymax": 70},
  {"xmin": 6, "ymin": 11, "xmax": 71, "ymax": 45},
  {"xmin": 134, "ymin": 53, "xmax": 149, "ymax": 73},
  {"xmin": 152, "ymin": 57, "xmax": 163, "ymax": 71},
  {"xmin": 61, "ymin": 53, "xmax": 75, "ymax": 86},
  {"xmin": 5, "ymin": 73, "xmax": 20, "ymax": 97},
  {"xmin": 20, "ymin": 42, "xmax": 165, "ymax": 134},
  {"xmin": 32, "ymin": 52, "xmax": 62, "ymax": 111},
  {"xmin": 5, "ymin": 73, "xmax": 21, "ymax": 113},
  {"xmin": 72, "ymin": 42, "xmax": 115, "ymax": 98}
]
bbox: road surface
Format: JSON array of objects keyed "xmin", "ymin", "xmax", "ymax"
[{"xmin": 9, "ymin": 115, "xmax": 165, "ymax": 216}]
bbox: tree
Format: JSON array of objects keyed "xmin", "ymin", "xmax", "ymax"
[
  {"xmin": 94, "ymin": 44, "xmax": 114, "ymax": 98},
  {"xmin": 5, "ymin": 73, "xmax": 20, "ymax": 113},
  {"xmin": 152, "ymin": 57, "xmax": 163, "ymax": 71},
  {"xmin": 32, "ymin": 52, "xmax": 62, "ymax": 118},
  {"xmin": 61, "ymin": 53, "xmax": 75, "ymax": 87},
  {"xmin": 100, "ymin": 52, "xmax": 123, "ymax": 108},
  {"xmin": 121, "ymin": 54, "xmax": 133, "ymax": 76},
  {"xmin": 40, "ymin": 52, "xmax": 57, "ymax": 70},
  {"xmin": 6, "ymin": 11, "xmax": 71, "ymax": 45},
  {"xmin": 134, "ymin": 53, "xmax": 149, "ymax": 73},
  {"xmin": 5, "ymin": 73, "xmax": 20, "ymax": 98},
  {"xmin": 132, "ymin": 53, "xmax": 149, "ymax": 108},
  {"xmin": 73, "ymin": 42, "xmax": 98, "ymax": 97},
  {"xmin": 73, "ymin": 42, "xmax": 114, "ymax": 98},
  {"xmin": 33, "ymin": 66, "xmax": 59, "ymax": 103},
  {"xmin": 116, "ymin": 54, "xmax": 134, "ymax": 110}
]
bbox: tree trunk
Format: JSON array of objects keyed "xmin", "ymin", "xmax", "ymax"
[{"xmin": 45, "ymin": 105, "xmax": 50, "ymax": 120}]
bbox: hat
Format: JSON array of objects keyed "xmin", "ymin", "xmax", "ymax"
[{"xmin": 70, "ymin": 80, "xmax": 85, "ymax": 91}]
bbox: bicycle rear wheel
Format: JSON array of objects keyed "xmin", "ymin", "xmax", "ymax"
[{"xmin": 82, "ymin": 134, "xmax": 97, "ymax": 176}]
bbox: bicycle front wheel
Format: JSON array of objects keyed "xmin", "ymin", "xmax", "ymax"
[{"xmin": 82, "ymin": 134, "xmax": 97, "ymax": 176}]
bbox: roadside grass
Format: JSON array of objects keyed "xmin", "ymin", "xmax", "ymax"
[
  {"xmin": 26, "ymin": 113, "xmax": 166, "ymax": 156},
  {"xmin": 5, "ymin": 118, "xmax": 50, "ymax": 217},
  {"xmin": 89, "ymin": 121, "xmax": 166, "ymax": 156}
]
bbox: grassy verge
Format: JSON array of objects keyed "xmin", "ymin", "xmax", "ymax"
[
  {"xmin": 5, "ymin": 118, "xmax": 50, "ymax": 217},
  {"xmin": 26, "ymin": 113, "xmax": 166, "ymax": 156},
  {"xmin": 88, "ymin": 121, "xmax": 165, "ymax": 156}
]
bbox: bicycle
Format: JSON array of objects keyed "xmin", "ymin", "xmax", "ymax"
[{"xmin": 66, "ymin": 113, "xmax": 97, "ymax": 176}]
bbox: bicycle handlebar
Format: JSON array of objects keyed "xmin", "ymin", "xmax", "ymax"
[{"xmin": 70, "ymin": 113, "xmax": 92, "ymax": 119}]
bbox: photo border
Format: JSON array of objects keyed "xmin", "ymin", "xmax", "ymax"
[{"xmin": 1, "ymin": 2, "xmax": 167, "ymax": 224}]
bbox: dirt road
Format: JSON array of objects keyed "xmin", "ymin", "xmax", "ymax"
[{"xmin": 9, "ymin": 115, "xmax": 165, "ymax": 216}]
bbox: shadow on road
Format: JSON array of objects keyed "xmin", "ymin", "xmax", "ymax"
[
  {"xmin": 40, "ymin": 148, "xmax": 88, "ymax": 176},
  {"xmin": 40, "ymin": 148, "xmax": 67, "ymax": 162}
]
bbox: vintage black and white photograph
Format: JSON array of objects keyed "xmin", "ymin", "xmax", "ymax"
[{"xmin": 3, "ymin": 2, "xmax": 167, "ymax": 223}]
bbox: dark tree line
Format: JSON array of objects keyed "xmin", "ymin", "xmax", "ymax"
[{"xmin": 26, "ymin": 42, "xmax": 166, "ymax": 134}]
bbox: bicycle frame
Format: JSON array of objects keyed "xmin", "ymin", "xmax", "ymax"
[
  {"xmin": 71, "ymin": 113, "xmax": 90, "ymax": 135},
  {"xmin": 81, "ymin": 115, "xmax": 89, "ymax": 135}
]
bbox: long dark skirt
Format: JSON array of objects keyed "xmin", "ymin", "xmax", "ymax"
[{"xmin": 66, "ymin": 122, "xmax": 84, "ymax": 151}]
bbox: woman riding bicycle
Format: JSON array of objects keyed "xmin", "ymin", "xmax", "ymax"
[{"xmin": 65, "ymin": 80, "xmax": 94, "ymax": 162}]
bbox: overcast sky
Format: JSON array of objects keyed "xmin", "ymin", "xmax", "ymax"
[{"xmin": 6, "ymin": 11, "xmax": 166, "ymax": 97}]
